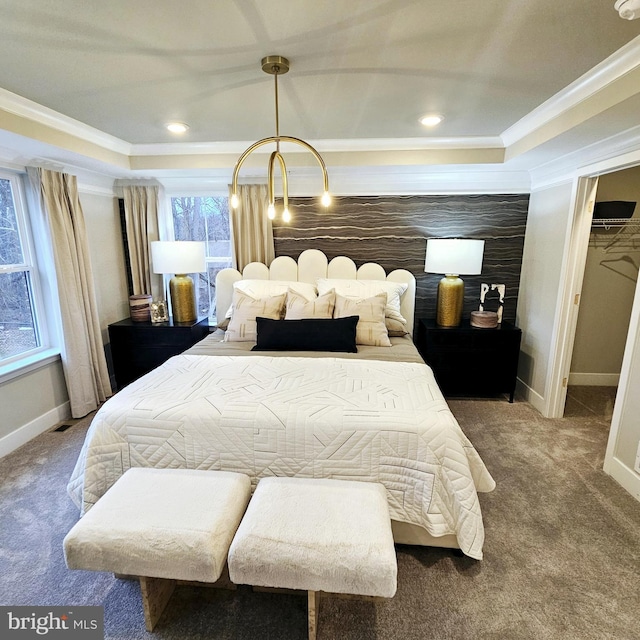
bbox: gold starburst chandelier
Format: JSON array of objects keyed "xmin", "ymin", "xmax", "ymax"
[{"xmin": 230, "ymin": 56, "xmax": 331, "ymax": 223}]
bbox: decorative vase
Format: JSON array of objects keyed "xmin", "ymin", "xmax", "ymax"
[
  {"xmin": 436, "ymin": 275, "xmax": 464, "ymax": 327},
  {"xmin": 169, "ymin": 274, "xmax": 197, "ymax": 323}
]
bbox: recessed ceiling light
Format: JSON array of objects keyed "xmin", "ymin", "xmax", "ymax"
[
  {"xmin": 166, "ymin": 122, "xmax": 189, "ymax": 134},
  {"xmin": 419, "ymin": 114, "xmax": 444, "ymax": 127}
]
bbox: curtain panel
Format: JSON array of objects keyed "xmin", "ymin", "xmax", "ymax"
[
  {"xmin": 228, "ymin": 184, "xmax": 275, "ymax": 271},
  {"xmin": 27, "ymin": 167, "xmax": 112, "ymax": 417},
  {"xmin": 122, "ymin": 185, "xmax": 162, "ymax": 299}
]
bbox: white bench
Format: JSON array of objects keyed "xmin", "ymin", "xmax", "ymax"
[
  {"xmin": 63, "ymin": 468, "xmax": 251, "ymax": 631},
  {"xmin": 228, "ymin": 477, "xmax": 398, "ymax": 640}
]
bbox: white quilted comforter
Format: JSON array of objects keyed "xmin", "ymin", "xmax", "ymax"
[{"xmin": 68, "ymin": 354, "xmax": 495, "ymax": 559}]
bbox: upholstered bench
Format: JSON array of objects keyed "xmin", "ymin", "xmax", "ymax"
[
  {"xmin": 228, "ymin": 477, "xmax": 398, "ymax": 640},
  {"xmin": 63, "ymin": 467, "xmax": 251, "ymax": 631}
]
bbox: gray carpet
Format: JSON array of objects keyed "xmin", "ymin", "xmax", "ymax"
[{"xmin": 1, "ymin": 391, "xmax": 639, "ymax": 639}]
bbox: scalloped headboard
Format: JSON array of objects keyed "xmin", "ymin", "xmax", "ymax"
[{"xmin": 215, "ymin": 249, "xmax": 416, "ymax": 334}]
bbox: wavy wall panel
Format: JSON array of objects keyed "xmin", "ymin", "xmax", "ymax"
[{"xmin": 272, "ymin": 194, "xmax": 529, "ymax": 328}]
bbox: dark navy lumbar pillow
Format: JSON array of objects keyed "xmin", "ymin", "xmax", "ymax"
[{"xmin": 252, "ymin": 316, "xmax": 359, "ymax": 352}]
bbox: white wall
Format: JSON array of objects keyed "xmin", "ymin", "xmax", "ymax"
[
  {"xmin": 81, "ymin": 191, "xmax": 130, "ymax": 342},
  {"xmin": 0, "ymin": 360, "xmax": 68, "ymax": 450},
  {"xmin": 570, "ymin": 167, "xmax": 640, "ymax": 384},
  {"xmin": 515, "ymin": 181, "xmax": 575, "ymax": 413}
]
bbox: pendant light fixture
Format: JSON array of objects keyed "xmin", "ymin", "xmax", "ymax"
[{"xmin": 230, "ymin": 56, "xmax": 331, "ymax": 223}]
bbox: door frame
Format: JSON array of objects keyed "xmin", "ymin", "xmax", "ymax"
[
  {"xmin": 547, "ymin": 150, "xmax": 640, "ymax": 419},
  {"xmin": 544, "ymin": 176, "xmax": 598, "ymax": 418},
  {"xmin": 548, "ymin": 150, "xmax": 640, "ymax": 494}
]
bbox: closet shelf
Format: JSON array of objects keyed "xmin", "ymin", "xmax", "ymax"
[
  {"xmin": 591, "ymin": 218, "xmax": 640, "ymax": 229},
  {"xmin": 589, "ymin": 217, "xmax": 640, "ymax": 251}
]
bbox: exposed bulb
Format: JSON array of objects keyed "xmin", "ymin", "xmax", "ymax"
[
  {"xmin": 321, "ymin": 191, "xmax": 331, "ymax": 207},
  {"xmin": 282, "ymin": 208, "xmax": 291, "ymax": 223},
  {"xmin": 267, "ymin": 203, "xmax": 276, "ymax": 220},
  {"xmin": 231, "ymin": 193, "xmax": 239, "ymax": 209}
]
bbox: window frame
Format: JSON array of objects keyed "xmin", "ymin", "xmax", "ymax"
[
  {"xmin": 0, "ymin": 170, "xmax": 58, "ymax": 381},
  {"xmin": 162, "ymin": 191, "xmax": 233, "ymax": 320}
]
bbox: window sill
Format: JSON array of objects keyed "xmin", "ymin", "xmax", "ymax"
[{"xmin": 0, "ymin": 348, "xmax": 62, "ymax": 385}]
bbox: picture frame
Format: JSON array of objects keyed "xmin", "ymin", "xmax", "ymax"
[{"xmin": 150, "ymin": 299, "xmax": 169, "ymax": 323}]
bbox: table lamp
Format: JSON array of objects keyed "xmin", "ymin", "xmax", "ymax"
[
  {"xmin": 151, "ymin": 241, "xmax": 206, "ymax": 323},
  {"xmin": 424, "ymin": 238, "xmax": 485, "ymax": 327}
]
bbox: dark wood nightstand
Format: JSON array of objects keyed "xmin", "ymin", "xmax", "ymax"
[
  {"xmin": 108, "ymin": 317, "xmax": 210, "ymax": 390},
  {"xmin": 416, "ymin": 318, "xmax": 522, "ymax": 402}
]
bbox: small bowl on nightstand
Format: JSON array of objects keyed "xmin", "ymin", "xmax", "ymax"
[{"xmin": 470, "ymin": 311, "xmax": 499, "ymax": 328}]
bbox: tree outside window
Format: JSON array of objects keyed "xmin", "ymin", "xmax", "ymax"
[
  {"xmin": 170, "ymin": 196, "xmax": 232, "ymax": 318},
  {"xmin": 0, "ymin": 175, "xmax": 41, "ymax": 362}
]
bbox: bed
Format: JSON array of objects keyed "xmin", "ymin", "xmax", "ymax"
[{"xmin": 68, "ymin": 249, "xmax": 495, "ymax": 560}]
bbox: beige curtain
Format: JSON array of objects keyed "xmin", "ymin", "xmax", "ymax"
[
  {"xmin": 229, "ymin": 184, "xmax": 275, "ymax": 271},
  {"xmin": 28, "ymin": 167, "xmax": 112, "ymax": 417},
  {"xmin": 122, "ymin": 185, "xmax": 162, "ymax": 299}
]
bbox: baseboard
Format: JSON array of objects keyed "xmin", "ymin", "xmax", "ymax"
[
  {"xmin": 0, "ymin": 401, "xmax": 71, "ymax": 458},
  {"xmin": 568, "ymin": 372, "xmax": 620, "ymax": 386},
  {"xmin": 605, "ymin": 456, "xmax": 640, "ymax": 502},
  {"xmin": 515, "ymin": 377, "xmax": 546, "ymax": 415}
]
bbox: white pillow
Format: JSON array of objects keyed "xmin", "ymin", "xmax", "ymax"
[
  {"xmin": 317, "ymin": 278, "xmax": 408, "ymax": 324},
  {"xmin": 224, "ymin": 291, "xmax": 286, "ymax": 342},
  {"xmin": 224, "ymin": 279, "xmax": 318, "ymax": 321},
  {"xmin": 334, "ymin": 292, "xmax": 391, "ymax": 347}
]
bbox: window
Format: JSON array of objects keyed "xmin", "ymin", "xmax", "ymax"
[
  {"xmin": 0, "ymin": 173, "xmax": 48, "ymax": 366},
  {"xmin": 169, "ymin": 196, "xmax": 232, "ymax": 318}
]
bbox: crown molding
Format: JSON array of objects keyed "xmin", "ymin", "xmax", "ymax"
[
  {"xmin": 529, "ymin": 124, "xmax": 640, "ymax": 189},
  {"xmin": 0, "ymin": 88, "xmax": 132, "ymax": 156},
  {"xmin": 0, "ymin": 140, "xmax": 116, "ymax": 195},
  {"xmin": 157, "ymin": 165, "xmax": 530, "ymax": 196},
  {"xmin": 0, "ymin": 153, "xmax": 27, "ymax": 173},
  {"xmin": 501, "ymin": 34, "xmax": 640, "ymax": 148},
  {"xmin": 130, "ymin": 136, "xmax": 503, "ymax": 157},
  {"xmin": 76, "ymin": 182, "xmax": 116, "ymax": 197}
]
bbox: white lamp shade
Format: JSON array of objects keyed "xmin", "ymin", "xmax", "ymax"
[
  {"xmin": 424, "ymin": 238, "xmax": 485, "ymax": 275},
  {"xmin": 151, "ymin": 241, "xmax": 206, "ymax": 274}
]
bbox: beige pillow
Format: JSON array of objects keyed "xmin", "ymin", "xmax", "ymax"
[
  {"xmin": 222, "ymin": 279, "xmax": 318, "ymax": 324},
  {"xmin": 334, "ymin": 292, "xmax": 391, "ymax": 347},
  {"xmin": 224, "ymin": 291, "xmax": 286, "ymax": 342},
  {"xmin": 316, "ymin": 278, "xmax": 409, "ymax": 335},
  {"xmin": 285, "ymin": 289, "xmax": 335, "ymax": 320},
  {"xmin": 386, "ymin": 317, "xmax": 410, "ymax": 337}
]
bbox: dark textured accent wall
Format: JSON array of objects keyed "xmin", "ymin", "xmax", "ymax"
[{"xmin": 272, "ymin": 194, "xmax": 529, "ymax": 328}]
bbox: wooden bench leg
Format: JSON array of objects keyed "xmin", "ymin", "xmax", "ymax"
[
  {"xmin": 140, "ymin": 576, "xmax": 176, "ymax": 632},
  {"xmin": 308, "ymin": 590, "xmax": 320, "ymax": 640}
]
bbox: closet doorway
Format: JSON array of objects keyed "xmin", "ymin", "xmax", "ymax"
[{"xmin": 566, "ymin": 166, "xmax": 640, "ymax": 422}]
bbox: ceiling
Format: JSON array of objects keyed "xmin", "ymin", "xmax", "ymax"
[{"xmin": 0, "ymin": 0, "xmax": 640, "ymax": 186}]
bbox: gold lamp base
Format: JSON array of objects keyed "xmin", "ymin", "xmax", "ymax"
[
  {"xmin": 169, "ymin": 274, "xmax": 197, "ymax": 323},
  {"xmin": 436, "ymin": 275, "xmax": 464, "ymax": 327}
]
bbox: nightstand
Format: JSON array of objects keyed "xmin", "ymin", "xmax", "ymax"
[
  {"xmin": 416, "ymin": 318, "xmax": 522, "ymax": 402},
  {"xmin": 108, "ymin": 317, "xmax": 210, "ymax": 389}
]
